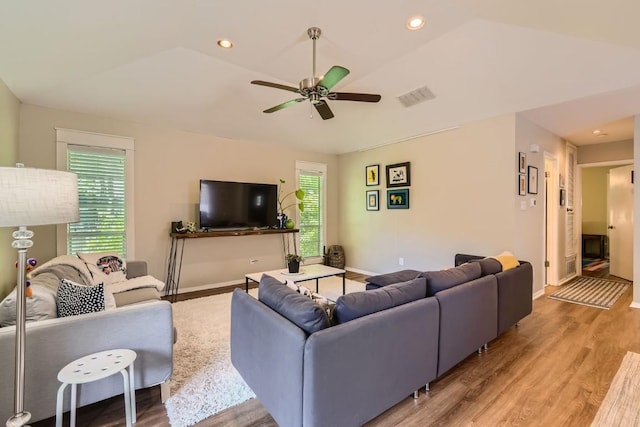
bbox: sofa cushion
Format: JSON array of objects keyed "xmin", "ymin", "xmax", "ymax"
[
  {"xmin": 491, "ymin": 251, "xmax": 520, "ymax": 271},
  {"xmin": 258, "ymin": 274, "xmax": 330, "ymax": 334},
  {"xmin": 333, "ymin": 277, "xmax": 427, "ymax": 324},
  {"xmin": 422, "ymin": 262, "xmax": 482, "ymax": 296},
  {"xmin": 56, "ymin": 279, "xmax": 106, "ymax": 317},
  {"xmin": 471, "ymin": 258, "xmax": 502, "ymax": 276},
  {"xmin": 365, "ymin": 269, "xmax": 421, "ymax": 289},
  {"xmin": 77, "ymin": 252, "xmax": 127, "ymax": 284}
]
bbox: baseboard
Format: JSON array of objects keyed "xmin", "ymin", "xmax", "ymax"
[
  {"xmin": 532, "ymin": 288, "xmax": 546, "ymax": 300},
  {"xmin": 345, "ymin": 266, "xmax": 377, "ymax": 276},
  {"xmin": 630, "ymin": 301, "xmax": 640, "ymax": 309},
  {"xmin": 175, "ymin": 279, "xmax": 241, "ymax": 294}
]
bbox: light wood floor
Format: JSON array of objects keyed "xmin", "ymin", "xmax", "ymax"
[{"xmin": 34, "ymin": 272, "xmax": 640, "ymax": 427}]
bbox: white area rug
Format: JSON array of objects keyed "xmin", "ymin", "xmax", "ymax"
[{"xmin": 164, "ymin": 276, "xmax": 364, "ymax": 426}]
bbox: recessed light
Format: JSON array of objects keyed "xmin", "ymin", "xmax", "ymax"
[
  {"xmin": 593, "ymin": 129, "xmax": 602, "ymax": 135},
  {"xmin": 406, "ymin": 16, "xmax": 425, "ymax": 30},
  {"xmin": 217, "ymin": 39, "xmax": 233, "ymax": 49}
]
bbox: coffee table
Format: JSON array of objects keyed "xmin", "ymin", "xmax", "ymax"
[{"xmin": 245, "ymin": 264, "xmax": 346, "ymax": 295}]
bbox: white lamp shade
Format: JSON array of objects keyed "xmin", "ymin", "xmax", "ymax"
[{"xmin": 0, "ymin": 167, "xmax": 79, "ymax": 227}]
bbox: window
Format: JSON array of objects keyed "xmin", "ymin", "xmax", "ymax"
[
  {"xmin": 296, "ymin": 161, "xmax": 326, "ymax": 261},
  {"xmin": 56, "ymin": 129, "xmax": 135, "ymax": 258}
]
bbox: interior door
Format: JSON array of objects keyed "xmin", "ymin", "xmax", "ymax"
[{"xmin": 608, "ymin": 164, "xmax": 634, "ymax": 280}]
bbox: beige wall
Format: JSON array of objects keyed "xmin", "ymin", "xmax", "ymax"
[
  {"xmin": 16, "ymin": 104, "xmax": 339, "ymax": 291},
  {"xmin": 338, "ymin": 114, "xmax": 518, "ymax": 273},
  {"xmin": 581, "ymin": 166, "xmax": 613, "ymax": 235},
  {"xmin": 578, "ymin": 140, "xmax": 633, "ymax": 164},
  {"xmin": 338, "ymin": 113, "xmax": 568, "ymax": 296},
  {"xmin": 0, "ymin": 79, "xmax": 21, "ymax": 298},
  {"xmin": 514, "ymin": 115, "xmax": 567, "ymax": 288}
]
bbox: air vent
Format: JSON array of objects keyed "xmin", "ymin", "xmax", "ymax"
[
  {"xmin": 565, "ymin": 256, "xmax": 576, "ymax": 277},
  {"xmin": 397, "ymin": 85, "xmax": 436, "ymax": 107}
]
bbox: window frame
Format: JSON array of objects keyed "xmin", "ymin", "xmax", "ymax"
[
  {"xmin": 55, "ymin": 128, "xmax": 135, "ymax": 258},
  {"xmin": 296, "ymin": 160, "xmax": 327, "ymax": 264}
]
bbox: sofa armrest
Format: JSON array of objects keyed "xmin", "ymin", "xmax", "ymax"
[
  {"xmin": 454, "ymin": 253, "xmax": 484, "ymax": 266},
  {"xmin": 126, "ymin": 260, "xmax": 147, "ymax": 278},
  {"xmin": 496, "ymin": 261, "xmax": 533, "ymax": 334},
  {"xmin": 0, "ymin": 300, "xmax": 173, "ymax": 423},
  {"xmin": 230, "ymin": 289, "xmax": 306, "ymax": 427}
]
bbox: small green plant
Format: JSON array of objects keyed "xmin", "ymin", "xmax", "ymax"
[
  {"xmin": 278, "ymin": 179, "xmax": 305, "ymax": 215},
  {"xmin": 286, "ymin": 253, "xmax": 303, "ymax": 263}
]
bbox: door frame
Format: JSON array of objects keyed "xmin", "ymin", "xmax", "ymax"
[
  {"xmin": 576, "ymin": 159, "xmax": 633, "ymax": 276},
  {"xmin": 544, "ymin": 152, "xmax": 559, "ymax": 286}
]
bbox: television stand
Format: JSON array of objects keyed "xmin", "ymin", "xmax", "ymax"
[{"xmin": 165, "ymin": 228, "xmax": 299, "ymax": 299}]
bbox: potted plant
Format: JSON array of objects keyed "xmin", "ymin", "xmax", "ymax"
[
  {"xmin": 277, "ymin": 179, "xmax": 305, "ymax": 229},
  {"xmin": 286, "ymin": 253, "xmax": 303, "ymax": 273}
]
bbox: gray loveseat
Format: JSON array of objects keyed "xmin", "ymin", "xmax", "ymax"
[
  {"xmin": 0, "ymin": 260, "xmax": 174, "ymax": 424},
  {"xmin": 230, "ymin": 254, "xmax": 532, "ymax": 427}
]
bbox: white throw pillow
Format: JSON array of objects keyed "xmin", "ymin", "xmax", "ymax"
[{"xmin": 77, "ymin": 252, "xmax": 127, "ymax": 284}]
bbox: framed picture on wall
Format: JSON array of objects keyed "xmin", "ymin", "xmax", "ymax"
[
  {"xmin": 366, "ymin": 190, "xmax": 379, "ymax": 211},
  {"xmin": 528, "ymin": 166, "xmax": 538, "ymax": 194},
  {"xmin": 386, "ymin": 162, "xmax": 411, "ymax": 187},
  {"xmin": 518, "ymin": 152, "xmax": 526, "ymax": 174},
  {"xmin": 518, "ymin": 174, "xmax": 526, "ymax": 196},
  {"xmin": 366, "ymin": 164, "xmax": 380, "ymax": 186},
  {"xmin": 387, "ymin": 188, "xmax": 409, "ymax": 209}
]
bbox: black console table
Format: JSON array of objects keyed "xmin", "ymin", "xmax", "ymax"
[{"xmin": 165, "ymin": 228, "xmax": 299, "ymax": 300}]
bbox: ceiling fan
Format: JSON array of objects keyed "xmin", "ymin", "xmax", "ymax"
[{"xmin": 251, "ymin": 27, "xmax": 381, "ymax": 120}]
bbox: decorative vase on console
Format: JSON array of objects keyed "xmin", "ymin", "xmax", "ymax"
[
  {"xmin": 276, "ymin": 178, "xmax": 305, "ymax": 229},
  {"xmin": 276, "ymin": 213, "xmax": 288, "ymax": 229}
]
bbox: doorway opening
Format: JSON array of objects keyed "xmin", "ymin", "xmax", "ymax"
[{"xmin": 577, "ymin": 161, "xmax": 633, "ymax": 281}]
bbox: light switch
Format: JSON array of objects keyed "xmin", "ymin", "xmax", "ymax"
[
  {"xmin": 520, "ymin": 200, "xmax": 527, "ymax": 210},
  {"xmin": 530, "ymin": 198, "xmax": 536, "ymax": 207}
]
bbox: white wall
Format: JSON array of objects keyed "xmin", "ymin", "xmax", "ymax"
[
  {"xmin": 16, "ymin": 104, "xmax": 339, "ymax": 292},
  {"xmin": 0, "ymin": 78, "xmax": 21, "ymax": 298}
]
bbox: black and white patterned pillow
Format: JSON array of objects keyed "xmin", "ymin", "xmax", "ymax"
[{"xmin": 56, "ymin": 279, "xmax": 105, "ymax": 318}]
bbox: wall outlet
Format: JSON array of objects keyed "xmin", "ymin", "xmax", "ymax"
[
  {"xmin": 399, "ymin": 257, "xmax": 404, "ymax": 266},
  {"xmin": 249, "ymin": 258, "xmax": 258, "ymax": 265}
]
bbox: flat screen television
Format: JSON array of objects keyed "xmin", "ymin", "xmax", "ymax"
[{"xmin": 199, "ymin": 180, "xmax": 278, "ymax": 230}]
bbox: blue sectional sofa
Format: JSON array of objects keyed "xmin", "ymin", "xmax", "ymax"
[{"xmin": 230, "ymin": 253, "xmax": 533, "ymax": 427}]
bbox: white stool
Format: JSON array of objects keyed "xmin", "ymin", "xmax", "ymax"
[{"xmin": 55, "ymin": 349, "xmax": 137, "ymax": 427}]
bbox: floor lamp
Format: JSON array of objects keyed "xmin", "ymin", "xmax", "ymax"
[{"xmin": 0, "ymin": 165, "xmax": 78, "ymax": 427}]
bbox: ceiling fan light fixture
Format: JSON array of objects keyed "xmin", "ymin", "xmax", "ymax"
[
  {"xmin": 217, "ymin": 39, "xmax": 233, "ymax": 49},
  {"xmin": 407, "ymin": 16, "xmax": 425, "ymax": 30}
]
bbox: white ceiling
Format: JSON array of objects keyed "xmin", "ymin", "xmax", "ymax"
[{"xmin": 1, "ymin": 0, "xmax": 639, "ymax": 154}]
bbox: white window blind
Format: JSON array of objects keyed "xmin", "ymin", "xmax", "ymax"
[
  {"xmin": 67, "ymin": 145, "xmax": 127, "ymax": 256},
  {"xmin": 298, "ymin": 170, "xmax": 324, "ymax": 259}
]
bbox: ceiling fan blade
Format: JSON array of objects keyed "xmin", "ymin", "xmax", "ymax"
[
  {"xmin": 263, "ymin": 98, "xmax": 305, "ymax": 113},
  {"xmin": 314, "ymin": 101, "xmax": 334, "ymax": 120},
  {"xmin": 317, "ymin": 66, "xmax": 350, "ymax": 91},
  {"xmin": 331, "ymin": 92, "xmax": 381, "ymax": 103},
  {"xmin": 251, "ymin": 80, "xmax": 300, "ymax": 93}
]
